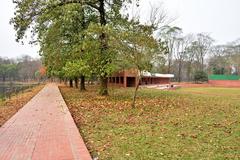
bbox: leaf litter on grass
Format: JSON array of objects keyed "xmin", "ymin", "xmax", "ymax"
[{"xmin": 60, "ymin": 86, "xmax": 240, "ymax": 160}]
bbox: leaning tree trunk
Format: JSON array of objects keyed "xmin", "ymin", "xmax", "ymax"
[
  {"xmin": 98, "ymin": 0, "xmax": 109, "ymax": 96},
  {"xmin": 80, "ymin": 76, "xmax": 86, "ymax": 91},
  {"xmin": 132, "ymin": 75, "xmax": 141, "ymax": 108}
]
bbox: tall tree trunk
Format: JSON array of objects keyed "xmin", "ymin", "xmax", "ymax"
[
  {"xmin": 168, "ymin": 61, "xmax": 171, "ymax": 74},
  {"xmin": 167, "ymin": 45, "xmax": 173, "ymax": 74},
  {"xmin": 201, "ymin": 55, "xmax": 204, "ymax": 71},
  {"xmin": 80, "ymin": 5, "xmax": 86, "ymax": 92},
  {"xmin": 99, "ymin": 77, "xmax": 108, "ymax": 95},
  {"xmin": 98, "ymin": 0, "xmax": 108, "ymax": 96},
  {"xmin": 64, "ymin": 78, "xmax": 67, "ymax": 85},
  {"xmin": 99, "ymin": 76, "xmax": 108, "ymax": 96},
  {"xmin": 178, "ymin": 60, "xmax": 182, "ymax": 82},
  {"xmin": 80, "ymin": 76, "xmax": 86, "ymax": 91},
  {"xmin": 74, "ymin": 77, "xmax": 79, "ymax": 88},
  {"xmin": 69, "ymin": 79, "xmax": 73, "ymax": 88},
  {"xmin": 132, "ymin": 75, "xmax": 140, "ymax": 108},
  {"xmin": 187, "ymin": 63, "xmax": 192, "ymax": 82}
]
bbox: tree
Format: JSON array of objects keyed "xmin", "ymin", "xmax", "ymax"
[
  {"xmin": 35, "ymin": 66, "xmax": 47, "ymax": 82},
  {"xmin": 208, "ymin": 45, "xmax": 229, "ymax": 75},
  {"xmin": 17, "ymin": 55, "xmax": 42, "ymax": 81},
  {"xmin": 0, "ymin": 64, "xmax": 9, "ymax": 82},
  {"xmin": 194, "ymin": 71, "xmax": 208, "ymax": 83},
  {"xmin": 174, "ymin": 35, "xmax": 193, "ymax": 82},
  {"xmin": 38, "ymin": 4, "xmax": 94, "ymax": 89},
  {"xmin": 114, "ymin": 15, "xmax": 166, "ymax": 107},
  {"xmin": 193, "ymin": 33, "xmax": 214, "ymax": 71},
  {"xmin": 6, "ymin": 64, "xmax": 18, "ymax": 81},
  {"xmin": 228, "ymin": 40, "xmax": 240, "ymax": 75},
  {"xmin": 0, "ymin": 56, "xmax": 42, "ymax": 82},
  {"xmin": 63, "ymin": 60, "xmax": 91, "ymax": 90},
  {"xmin": 11, "ymin": 0, "xmax": 138, "ymax": 96},
  {"xmin": 159, "ymin": 26, "xmax": 182, "ymax": 74},
  {"xmin": 184, "ymin": 37, "xmax": 197, "ymax": 81}
]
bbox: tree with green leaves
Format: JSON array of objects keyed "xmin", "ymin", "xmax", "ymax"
[
  {"xmin": 114, "ymin": 18, "xmax": 166, "ymax": 107},
  {"xmin": 39, "ymin": 4, "xmax": 95, "ymax": 90},
  {"xmin": 0, "ymin": 64, "xmax": 17, "ymax": 82},
  {"xmin": 194, "ymin": 71, "xmax": 208, "ymax": 83},
  {"xmin": 11, "ymin": 0, "xmax": 139, "ymax": 96},
  {"xmin": 63, "ymin": 60, "xmax": 91, "ymax": 90}
]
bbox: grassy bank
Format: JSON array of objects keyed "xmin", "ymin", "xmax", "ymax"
[
  {"xmin": 60, "ymin": 86, "xmax": 240, "ymax": 160},
  {"xmin": 0, "ymin": 84, "xmax": 44, "ymax": 126}
]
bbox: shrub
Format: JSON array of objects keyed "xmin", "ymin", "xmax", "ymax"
[{"xmin": 194, "ymin": 71, "xmax": 208, "ymax": 83}]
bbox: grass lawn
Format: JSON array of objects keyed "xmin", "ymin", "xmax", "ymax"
[
  {"xmin": 60, "ymin": 86, "xmax": 240, "ymax": 160},
  {"xmin": 175, "ymin": 87, "xmax": 240, "ymax": 99}
]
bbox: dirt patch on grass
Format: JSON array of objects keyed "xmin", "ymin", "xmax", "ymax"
[
  {"xmin": 173, "ymin": 82, "xmax": 213, "ymax": 88},
  {"xmin": 0, "ymin": 84, "xmax": 44, "ymax": 126},
  {"xmin": 174, "ymin": 82, "xmax": 240, "ymax": 88}
]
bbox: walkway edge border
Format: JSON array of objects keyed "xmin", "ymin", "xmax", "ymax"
[{"xmin": 57, "ymin": 85, "xmax": 92, "ymax": 160}]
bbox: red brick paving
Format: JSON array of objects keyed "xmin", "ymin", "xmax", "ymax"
[{"xmin": 0, "ymin": 84, "xmax": 92, "ymax": 160}]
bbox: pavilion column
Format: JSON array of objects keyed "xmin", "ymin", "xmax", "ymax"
[{"xmin": 124, "ymin": 76, "xmax": 127, "ymax": 88}]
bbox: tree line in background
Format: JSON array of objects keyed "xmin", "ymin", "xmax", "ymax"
[
  {"xmin": 0, "ymin": 55, "xmax": 46, "ymax": 82},
  {"xmin": 208, "ymin": 40, "xmax": 240, "ymax": 75},
  {"xmin": 153, "ymin": 26, "xmax": 240, "ymax": 82},
  {"xmin": 11, "ymin": 0, "xmax": 240, "ymax": 97}
]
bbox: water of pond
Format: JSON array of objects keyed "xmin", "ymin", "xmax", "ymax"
[{"xmin": 0, "ymin": 83, "xmax": 38, "ymax": 99}]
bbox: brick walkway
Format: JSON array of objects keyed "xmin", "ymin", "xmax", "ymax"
[{"xmin": 0, "ymin": 84, "xmax": 92, "ymax": 160}]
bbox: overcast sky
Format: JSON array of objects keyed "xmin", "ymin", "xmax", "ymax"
[
  {"xmin": 0, "ymin": 1, "xmax": 39, "ymax": 58},
  {"xmin": 1, "ymin": 0, "xmax": 240, "ymax": 58}
]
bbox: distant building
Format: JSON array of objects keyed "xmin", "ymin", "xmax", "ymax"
[{"xmin": 108, "ymin": 69, "xmax": 174, "ymax": 87}]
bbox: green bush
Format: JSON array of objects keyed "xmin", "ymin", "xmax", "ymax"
[{"xmin": 194, "ymin": 71, "xmax": 208, "ymax": 83}]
